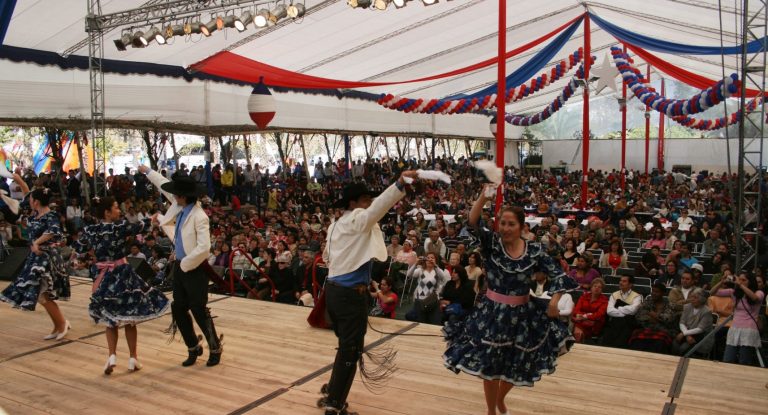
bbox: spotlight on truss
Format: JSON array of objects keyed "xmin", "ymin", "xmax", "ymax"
[
  {"xmin": 201, "ymin": 18, "xmax": 218, "ymax": 36},
  {"xmin": 287, "ymin": 3, "xmax": 306, "ymax": 18},
  {"xmin": 165, "ymin": 24, "xmax": 184, "ymax": 39},
  {"xmin": 113, "ymin": 33, "xmax": 131, "ymax": 51},
  {"xmin": 255, "ymin": 9, "xmax": 270, "ymax": 27},
  {"xmin": 142, "ymin": 27, "xmax": 165, "ymax": 45},
  {"xmin": 348, "ymin": 0, "xmax": 372, "ymax": 8},
  {"xmin": 132, "ymin": 31, "xmax": 147, "ymax": 47},
  {"xmin": 270, "ymin": 5, "xmax": 287, "ymax": 24}
]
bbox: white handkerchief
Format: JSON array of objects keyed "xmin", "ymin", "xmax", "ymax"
[
  {"xmin": 0, "ymin": 190, "xmax": 19, "ymax": 215},
  {"xmin": 473, "ymin": 160, "xmax": 502, "ymax": 185}
]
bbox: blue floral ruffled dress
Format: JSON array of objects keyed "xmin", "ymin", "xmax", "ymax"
[
  {"xmin": 0, "ymin": 211, "xmax": 68, "ymax": 311},
  {"xmin": 443, "ymin": 227, "xmax": 577, "ymax": 386},
  {"xmin": 74, "ymin": 220, "xmax": 169, "ymax": 328}
]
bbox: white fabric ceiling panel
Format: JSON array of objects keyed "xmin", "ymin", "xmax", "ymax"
[
  {"xmin": 0, "ymin": 59, "xmax": 507, "ymax": 138},
  {"xmin": 0, "ymin": 0, "xmax": 763, "ymax": 135}
]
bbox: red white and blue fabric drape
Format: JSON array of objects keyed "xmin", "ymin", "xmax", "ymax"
[
  {"xmin": 610, "ymin": 47, "xmax": 740, "ymax": 117},
  {"xmin": 504, "ymin": 56, "xmax": 595, "ymax": 126},
  {"xmin": 376, "ymin": 49, "xmax": 584, "ymax": 114}
]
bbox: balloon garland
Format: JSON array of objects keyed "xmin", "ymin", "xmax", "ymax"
[
  {"xmin": 376, "ymin": 48, "xmax": 585, "ymax": 115},
  {"xmin": 670, "ymin": 96, "xmax": 763, "ymax": 130},
  {"xmin": 504, "ymin": 56, "xmax": 595, "ymax": 126},
  {"xmin": 610, "ymin": 47, "xmax": 740, "ymax": 117}
]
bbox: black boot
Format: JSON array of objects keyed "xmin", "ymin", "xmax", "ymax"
[
  {"xmin": 183, "ymin": 337, "xmax": 203, "ymax": 367},
  {"xmin": 206, "ymin": 334, "xmax": 224, "ymax": 367}
]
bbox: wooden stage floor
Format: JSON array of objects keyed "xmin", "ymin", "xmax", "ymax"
[{"xmin": 0, "ymin": 279, "xmax": 766, "ymax": 415}]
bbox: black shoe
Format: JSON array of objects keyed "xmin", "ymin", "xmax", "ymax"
[
  {"xmin": 206, "ymin": 350, "xmax": 222, "ymax": 367},
  {"xmin": 205, "ymin": 334, "xmax": 224, "ymax": 367},
  {"xmin": 182, "ymin": 344, "xmax": 203, "ymax": 367}
]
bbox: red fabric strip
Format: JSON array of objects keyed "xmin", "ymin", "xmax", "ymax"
[{"xmin": 190, "ymin": 14, "xmax": 584, "ymax": 89}]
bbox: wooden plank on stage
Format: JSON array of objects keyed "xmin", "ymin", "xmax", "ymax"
[
  {"xmin": 0, "ymin": 282, "xmax": 762, "ymax": 415},
  {"xmin": 673, "ymin": 359, "xmax": 768, "ymax": 415},
  {"xmin": 0, "ymin": 396, "xmax": 50, "ymax": 415},
  {"xmin": 263, "ymin": 325, "xmax": 675, "ymax": 415}
]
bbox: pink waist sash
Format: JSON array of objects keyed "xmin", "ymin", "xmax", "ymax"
[
  {"xmin": 486, "ymin": 289, "xmax": 530, "ymax": 306},
  {"xmin": 92, "ymin": 258, "xmax": 128, "ymax": 293}
]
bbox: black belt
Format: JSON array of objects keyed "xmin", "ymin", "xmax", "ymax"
[{"xmin": 327, "ymin": 279, "xmax": 368, "ymax": 294}]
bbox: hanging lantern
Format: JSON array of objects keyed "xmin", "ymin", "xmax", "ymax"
[
  {"xmin": 489, "ymin": 117, "xmax": 497, "ymax": 137},
  {"xmin": 248, "ymin": 82, "xmax": 276, "ymax": 130}
]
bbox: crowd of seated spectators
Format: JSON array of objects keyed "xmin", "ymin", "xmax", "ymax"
[{"xmin": 2, "ymin": 156, "xmax": 766, "ymax": 365}]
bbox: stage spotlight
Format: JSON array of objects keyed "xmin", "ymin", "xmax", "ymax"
[
  {"xmin": 287, "ymin": 3, "xmax": 306, "ymax": 18},
  {"xmin": 269, "ymin": 5, "xmax": 287, "ymax": 24},
  {"xmin": 142, "ymin": 27, "xmax": 165, "ymax": 45},
  {"xmin": 132, "ymin": 31, "xmax": 147, "ymax": 47},
  {"xmin": 185, "ymin": 22, "xmax": 203, "ymax": 34},
  {"xmin": 255, "ymin": 9, "xmax": 269, "ymax": 27},
  {"xmin": 348, "ymin": 0, "xmax": 372, "ymax": 8},
  {"xmin": 373, "ymin": 0, "xmax": 389, "ymax": 10},
  {"xmin": 393, "ymin": 0, "xmax": 407, "ymax": 7},
  {"xmin": 223, "ymin": 15, "xmax": 246, "ymax": 32},
  {"xmin": 201, "ymin": 18, "xmax": 218, "ymax": 36},
  {"xmin": 113, "ymin": 33, "xmax": 131, "ymax": 51},
  {"xmin": 238, "ymin": 11, "xmax": 253, "ymax": 29},
  {"xmin": 422, "ymin": 0, "xmax": 437, "ymax": 5},
  {"xmin": 165, "ymin": 24, "xmax": 184, "ymax": 38}
]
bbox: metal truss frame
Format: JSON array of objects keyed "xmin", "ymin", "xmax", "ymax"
[{"xmin": 735, "ymin": 0, "xmax": 766, "ymax": 271}]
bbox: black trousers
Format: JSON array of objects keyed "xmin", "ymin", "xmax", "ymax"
[
  {"xmin": 171, "ymin": 261, "xmax": 220, "ymax": 351},
  {"xmin": 325, "ymin": 281, "xmax": 368, "ymax": 409}
]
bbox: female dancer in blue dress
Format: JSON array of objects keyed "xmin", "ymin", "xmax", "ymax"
[
  {"xmin": 0, "ymin": 186, "xmax": 71, "ymax": 340},
  {"xmin": 74, "ymin": 196, "xmax": 169, "ymax": 374},
  {"xmin": 443, "ymin": 185, "xmax": 576, "ymax": 415}
]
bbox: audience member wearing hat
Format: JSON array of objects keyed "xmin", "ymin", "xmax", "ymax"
[
  {"xmin": 141, "ymin": 165, "xmax": 224, "ymax": 367},
  {"xmin": 320, "ymin": 170, "xmax": 417, "ymax": 415}
]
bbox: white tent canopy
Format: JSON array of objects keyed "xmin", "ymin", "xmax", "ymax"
[{"xmin": 0, "ymin": 0, "xmax": 763, "ymax": 136}]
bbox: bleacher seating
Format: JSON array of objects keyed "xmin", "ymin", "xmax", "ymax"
[
  {"xmin": 616, "ymin": 267, "xmax": 635, "ymax": 277},
  {"xmin": 623, "ymin": 239, "xmax": 641, "ymax": 250},
  {"xmin": 588, "ymin": 249, "xmax": 603, "ymax": 257}
]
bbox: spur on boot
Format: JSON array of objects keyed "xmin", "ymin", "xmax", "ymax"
[
  {"xmin": 324, "ymin": 404, "xmax": 358, "ymax": 415},
  {"xmin": 183, "ymin": 344, "xmax": 203, "ymax": 366}
]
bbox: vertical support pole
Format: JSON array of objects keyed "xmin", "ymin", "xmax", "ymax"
[
  {"xmin": 86, "ymin": 0, "xmax": 106, "ymax": 198},
  {"xmin": 620, "ymin": 45, "xmax": 627, "ymax": 192},
  {"xmin": 580, "ymin": 13, "xmax": 591, "ymax": 208},
  {"xmin": 343, "ymin": 134, "xmax": 351, "ymax": 180},
  {"xmin": 74, "ymin": 131, "xmax": 91, "ymax": 203},
  {"xmin": 431, "ymin": 137, "xmax": 437, "ymax": 168},
  {"xmin": 658, "ymin": 78, "xmax": 666, "ymax": 171},
  {"xmin": 494, "ymin": 0, "xmax": 507, "ymax": 217},
  {"xmin": 383, "ymin": 136, "xmax": 391, "ymax": 160},
  {"xmin": 735, "ymin": 0, "xmax": 749, "ymax": 272},
  {"xmin": 645, "ymin": 66, "xmax": 651, "ymax": 175},
  {"xmin": 204, "ymin": 135, "xmax": 212, "ymax": 197},
  {"xmin": 299, "ymin": 133, "xmax": 309, "ymax": 185}
]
